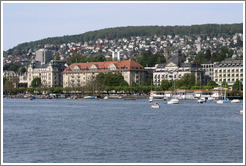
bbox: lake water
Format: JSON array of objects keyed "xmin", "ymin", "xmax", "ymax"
[{"xmin": 3, "ymin": 98, "xmax": 244, "ymax": 163}]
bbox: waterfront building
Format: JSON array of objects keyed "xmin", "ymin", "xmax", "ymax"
[
  {"xmin": 35, "ymin": 48, "xmax": 53, "ymax": 65},
  {"xmin": 201, "ymin": 63, "xmax": 214, "ymax": 84},
  {"xmin": 153, "ymin": 56, "xmax": 204, "ymax": 86},
  {"xmin": 63, "ymin": 60, "xmax": 146, "ymax": 87},
  {"xmin": 3, "ymin": 71, "xmax": 28, "ymax": 88},
  {"xmin": 213, "ymin": 58, "xmax": 243, "ymax": 86},
  {"xmin": 27, "ymin": 60, "xmax": 68, "ymax": 87}
]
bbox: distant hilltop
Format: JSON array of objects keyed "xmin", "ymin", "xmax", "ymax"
[{"xmin": 5, "ymin": 23, "xmax": 243, "ymax": 55}]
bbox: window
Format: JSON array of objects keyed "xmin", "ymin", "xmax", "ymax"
[
  {"xmin": 223, "ymin": 70, "xmax": 226, "ymax": 72},
  {"xmin": 227, "ymin": 74, "xmax": 230, "ymax": 77},
  {"xmin": 227, "ymin": 69, "xmax": 230, "ymax": 72},
  {"xmin": 227, "ymin": 79, "xmax": 230, "ymax": 82},
  {"xmin": 215, "ymin": 70, "xmax": 218, "ymax": 73}
]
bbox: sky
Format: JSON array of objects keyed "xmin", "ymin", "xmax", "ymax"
[{"xmin": 2, "ymin": 2, "xmax": 244, "ymax": 51}]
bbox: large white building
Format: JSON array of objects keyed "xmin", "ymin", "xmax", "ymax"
[
  {"xmin": 213, "ymin": 59, "xmax": 243, "ymax": 86},
  {"xmin": 153, "ymin": 56, "xmax": 204, "ymax": 86},
  {"xmin": 27, "ymin": 60, "xmax": 68, "ymax": 87},
  {"xmin": 63, "ymin": 60, "xmax": 147, "ymax": 87}
]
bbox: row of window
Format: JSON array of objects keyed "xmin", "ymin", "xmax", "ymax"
[
  {"xmin": 215, "ymin": 78, "xmax": 243, "ymax": 82},
  {"xmin": 214, "ymin": 69, "xmax": 243, "ymax": 73},
  {"xmin": 214, "ymin": 73, "xmax": 243, "ymax": 77}
]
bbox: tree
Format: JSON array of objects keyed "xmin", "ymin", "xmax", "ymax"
[
  {"xmin": 179, "ymin": 73, "xmax": 196, "ymax": 89},
  {"xmin": 19, "ymin": 66, "xmax": 26, "ymax": 73},
  {"xmin": 207, "ymin": 80, "xmax": 218, "ymax": 87},
  {"xmin": 221, "ymin": 80, "xmax": 229, "ymax": 88},
  {"xmin": 31, "ymin": 77, "xmax": 42, "ymax": 87},
  {"xmin": 205, "ymin": 49, "xmax": 211, "ymax": 62},
  {"xmin": 232, "ymin": 79, "xmax": 243, "ymax": 90},
  {"xmin": 160, "ymin": 80, "xmax": 171, "ymax": 90},
  {"xmin": 194, "ymin": 52, "xmax": 206, "ymax": 64},
  {"xmin": 8, "ymin": 64, "xmax": 19, "ymax": 72},
  {"xmin": 67, "ymin": 54, "xmax": 83, "ymax": 63}
]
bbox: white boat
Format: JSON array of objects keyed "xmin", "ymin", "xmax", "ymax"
[
  {"xmin": 103, "ymin": 96, "xmax": 108, "ymax": 100},
  {"xmin": 197, "ymin": 98, "xmax": 205, "ymax": 103},
  {"xmin": 216, "ymin": 100, "xmax": 224, "ymax": 104},
  {"xmin": 167, "ymin": 98, "xmax": 179, "ymax": 104},
  {"xmin": 231, "ymin": 99, "xmax": 240, "ymax": 103},
  {"xmin": 151, "ymin": 103, "xmax": 160, "ymax": 108},
  {"xmin": 149, "ymin": 96, "xmax": 153, "ymax": 102},
  {"xmin": 239, "ymin": 110, "xmax": 243, "ymax": 114}
]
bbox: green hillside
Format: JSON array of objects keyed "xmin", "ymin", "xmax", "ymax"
[{"xmin": 7, "ymin": 23, "xmax": 243, "ymax": 55}]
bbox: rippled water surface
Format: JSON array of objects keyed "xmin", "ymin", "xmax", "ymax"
[{"xmin": 3, "ymin": 98, "xmax": 244, "ymax": 163}]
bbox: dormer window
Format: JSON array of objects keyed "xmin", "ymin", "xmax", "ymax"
[
  {"xmin": 108, "ymin": 63, "xmax": 116, "ymax": 70},
  {"xmin": 72, "ymin": 65, "xmax": 80, "ymax": 71},
  {"xmin": 89, "ymin": 64, "xmax": 98, "ymax": 70}
]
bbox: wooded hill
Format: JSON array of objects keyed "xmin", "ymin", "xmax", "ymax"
[{"xmin": 6, "ymin": 23, "xmax": 243, "ymax": 55}]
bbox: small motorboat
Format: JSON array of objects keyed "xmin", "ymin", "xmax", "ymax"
[
  {"xmin": 167, "ymin": 98, "xmax": 179, "ymax": 104},
  {"xmin": 231, "ymin": 99, "xmax": 240, "ymax": 103},
  {"xmin": 29, "ymin": 95, "xmax": 35, "ymax": 100},
  {"xmin": 104, "ymin": 96, "xmax": 108, "ymax": 100},
  {"xmin": 239, "ymin": 110, "xmax": 243, "ymax": 114},
  {"xmin": 151, "ymin": 103, "xmax": 160, "ymax": 108}
]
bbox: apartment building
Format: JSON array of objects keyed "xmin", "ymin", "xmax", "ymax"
[
  {"xmin": 213, "ymin": 59, "xmax": 243, "ymax": 86},
  {"xmin": 153, "ymin": 56, "xmax": 204, "ymax": 86},
  {"xmin": 63, "ymin": 60, "xmax": 146, "ymax": 87},
  {"xmin": 35, "ymin": 48, "xmax": 53, "ymax": 65},
  {"xmin": 27, "ymin": 60, "xmax": 68, "ymax": 87}
]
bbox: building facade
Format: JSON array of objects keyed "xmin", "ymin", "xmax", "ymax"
[
  {"xmin": 153, "ymin": 56, "xmax": 204, "ymax": 86},
  {"xmin": 35, "ymin": 48, "xmax": 53, "ymax": 65},
  {"xmin": 63, "ymin": 60, "xmax": 146, "ymax": 87},
  {"xmin": 3, "ymin": 71, "xmax": 28, "ymax": 88},
  {"xmin": 201, "ymin": 63, "xmax": 214, "ymax": 84},
  {"xmin": 213, "ymin": 59, "xmax": 243, "ymax": 86},
  {"xmin": 27, "ymin": 60, "xmax": 68, "ymax": 87}
]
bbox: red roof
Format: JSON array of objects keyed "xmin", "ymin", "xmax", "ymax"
[{"xmin": 63, "ymin": 60, "xmax": 145, "ymax": 73}]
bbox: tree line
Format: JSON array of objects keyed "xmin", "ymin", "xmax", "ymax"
[{"xmin": 3, "ymin": 72, "xmax": 243, "ymax": 96}]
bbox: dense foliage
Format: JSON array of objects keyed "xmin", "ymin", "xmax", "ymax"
[
  {"xmin": 232, "ymin": 79, "xmax": 243, "ymax": 90},
  {"xmin": 7, "ymin": 23, "xmax": 243, "ymax": 55},
  {"xmin": 31, "ymin": 77, "xmax": 42, "ymax": 87},
  {"xmin": 134, "ymin": 51, "xmax": 166, "ymax": 67}
]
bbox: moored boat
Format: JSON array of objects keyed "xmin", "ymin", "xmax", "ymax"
[
  {"xmin": 151, "ymin": 103, "xmax": 160, "ymax": 108},
  {"xmin": 167, "ymin": 98, "xmax": 179, "ymax": 104},
  {"xmin": 84, "ymin": 96, "xmax": 96, "ymax": 99},
  {"xmin": 231, "ymin": 99, "xmax": 240, "ymax": 103}
]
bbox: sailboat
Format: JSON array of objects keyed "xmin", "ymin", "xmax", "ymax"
[
  {"xmin": 217, "ymin": 87, "xmax": 228, "ymax": 104},
  {"xmin": 167, "ymin": 80, "xmax": 179, "ymax": 104}
]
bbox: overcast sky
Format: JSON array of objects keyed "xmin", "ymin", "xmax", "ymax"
[{"xmin": 2, "ymin": 2, "xmax": 244, "ymax": 50}]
